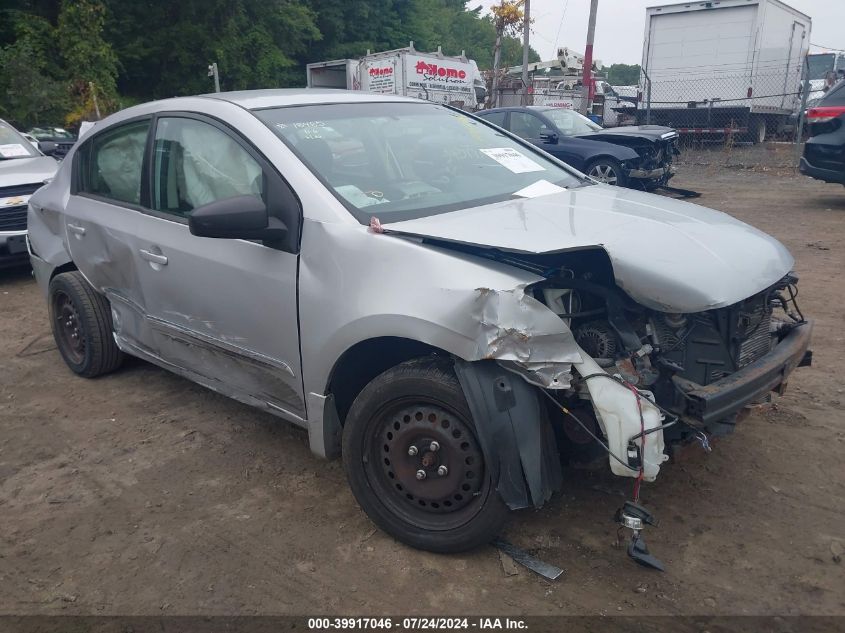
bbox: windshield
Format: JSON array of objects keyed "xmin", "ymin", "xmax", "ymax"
[
  {"xmin": 0, "ymin": 122, "xmax": 39, "ymax": 159},
  {"xmin": 541, "ymin": 108, "xmax": 602, "ymax": 135},
  {"xmin": 29, "ymin": 127, "xmax": 75, "ymax": 140},
  {"xmin": 255, "ymin": 102, "xmax": 582, "ymax": 223}
]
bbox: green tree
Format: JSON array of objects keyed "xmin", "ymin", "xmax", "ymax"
[
  {"xmin": 605, "ymin": 63, "xmax": 640, "ymax": 86},
  {"xmin": 0, "ymin": 0, "xmax": 541, "ymax": 125},
  {"xmin": 0, "ymin": 39, "xmax": 67, "ymax": 127},
  {"xmin": 104, "ymin": 0, "xmax": 320, "ymax": 98},
  {"xmin": 57, "ymin": 0, "xmax": 119, "ymax": 123}
]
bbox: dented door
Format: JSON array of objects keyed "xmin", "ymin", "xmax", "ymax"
[
  {"xmin": 64, "ymin": 118, "xmax": 154, "ymax": 353},
  {"xmin": 131, "ymin": 116, "xmax": 305, "ymax": 420}
]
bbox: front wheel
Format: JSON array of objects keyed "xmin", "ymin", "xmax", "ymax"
[
  {"xmin": 586, "ymin": 157, "xmax": 627, "ymax": 187},
  {"xmin": 342, "ymin": 358, "xmax": 508, "ymax": 553}
]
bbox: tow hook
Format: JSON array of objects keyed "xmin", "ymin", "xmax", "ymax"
[{"xmin": 615, "ymin": 501, "xmax": 665, "ymax": 571}]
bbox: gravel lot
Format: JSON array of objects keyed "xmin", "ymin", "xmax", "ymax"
[{"xmin": 1, "ymin": 145, "xmax": 843, "ymax": 617}]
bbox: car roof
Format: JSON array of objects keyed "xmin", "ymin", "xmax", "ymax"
[
  {"xmin": 202, "ymin": 88, "xmax": 421, "ymax": 110},
  {"xmin": 480, "ymin": 106, "xmax": 554, "ymax": 113},
  {"xmin": 83, "ymin": 89, "xmax": 431, "ymax": 133}
]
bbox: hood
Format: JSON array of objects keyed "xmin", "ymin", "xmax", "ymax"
[
  {"xmin": 0, "ymin": 155, "xmax": 58, "ymax": 189},
  {"xmin": 578, "ymin": 125, "xmax": 678, "ymax": 143},
  {"xmin": 384, "ymin": 184, "xmax": 793, "ymax": 313}
]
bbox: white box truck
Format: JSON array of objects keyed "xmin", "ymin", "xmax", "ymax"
[
  {"xmin": 640, "ymin": 0, "xmax": 811, "ymax": 142},
  {"xmin": 306, "ymin": 44, "xmax": 486, "ymax": 109}
]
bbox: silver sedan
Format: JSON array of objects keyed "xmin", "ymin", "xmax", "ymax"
[{"xmin": 27, "ymin": 89, "xmax": 811, "ymax": 553}]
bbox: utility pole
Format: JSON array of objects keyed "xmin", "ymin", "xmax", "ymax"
[
  {"xmin": 795, "ymin": 54, "xmax": 811, "ymax": 168},
  {"xmin": 492, "ymin": 32, "xmax": 502, "ymax": 108},
  {"xmin": 580, "ymin": 0, "xmax": 598, "ymax": 115},
  {"xmin": 88, "ymin": 82, "xmax": 101, "ymax": 119},
  {"xmin": 520, "ymin": 0, "xmax": 530, "ymax": 105},
  {"xmin": 208, "ymin": 63, "xmax": 221, "ymax": 93}
]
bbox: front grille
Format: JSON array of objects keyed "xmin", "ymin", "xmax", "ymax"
[
  {"xmin": 737, "ymin": 303, "xmax": 772, "ymax": 367},
  {"xmin": 652, "ymin": 290, "xmax": 774, "ymax": 387},
  {"xmin": 0, "ymin": 182, "xmax": 42, "ymax": 198},
  {"xmin": 0, "ymin": 182, "xmax": 41, "ymax": 232},
  {"xmin": 0, "ymin": 205, "xmax": 27, "ymax": 231}
]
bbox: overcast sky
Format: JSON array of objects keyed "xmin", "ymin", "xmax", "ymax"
[{"xmin": 477, "ymin": 0, "xmax": 845, "ymax": 65}]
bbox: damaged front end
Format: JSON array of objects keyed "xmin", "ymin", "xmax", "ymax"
[{"xmin": 452, "ymin": 245, "xmax": 811, "ymax": 512}]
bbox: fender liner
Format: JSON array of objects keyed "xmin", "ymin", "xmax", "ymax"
[{"xmin": 454, "ymin": 359, "xmax": 562, "ymax": 510}]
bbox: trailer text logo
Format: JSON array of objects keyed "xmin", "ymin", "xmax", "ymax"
[
  {"xmin": 368, "ymin": 66, "xmax": 393, "ymax": 77},
  {"xmin": 415, "ymin": 60, "xmax": 467, "ymax": 81}
]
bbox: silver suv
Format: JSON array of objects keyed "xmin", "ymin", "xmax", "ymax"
[{"xmin": 28, "ymin": 90, "xmax": 812, "ymax": 553}]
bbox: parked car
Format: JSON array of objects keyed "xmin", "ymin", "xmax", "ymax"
[
  {"xmin": 799, "ymin": 80, "xmax": 845, "ymax": 185},
  {"xmin": 27, "ymin": 126, "xmax": 77, "ymax": 159},
  {"xmin": 28, "ymin": 90, "xmax": 812, "ymax": 553},
  {"xmin": 476, "ymin": 106, "xmax": 679, "ymax": 190},
  {"xmin": 21, "ymin": 132, "xmax": 40, "ymax": 150},
  {"xmin": 0, "ymin": 119, "xmax": 58, "ymax": 267}
]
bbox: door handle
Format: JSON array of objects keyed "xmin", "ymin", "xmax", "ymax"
[
  {"xmin": 139, "ymin": 249, "xmax": 168, "ymax": 266},
  {"xmin": 67, "ymin": 223, "xmax": 86, "ymax": 236}
]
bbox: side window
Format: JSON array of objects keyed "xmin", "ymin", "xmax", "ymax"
[
  {"xmin": 153, "ymin": 117, "xmax": 264, "ymax": 217},
  {"xmin": 84, "ymin": 120, "xmax": 149, "ymax": 205},
  {"xmin": 479, "ymin": 111, "xmax": 507, "ymax": 127},
  {"xmin": 509, "ymin": 112, "xmax": 545, "ymax": 139}
]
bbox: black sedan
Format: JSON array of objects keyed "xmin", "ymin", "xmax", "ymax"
[
  {"xmin": 27, "ymin": 126, "xmax": 77, "ymax": 159},
  {"xmin": 476, "ymin": 106, "xmax": 679, "ymax": 190},
  {"xmin": 799, "ymin": 80, "xmax": 845, "ymax": 186}
]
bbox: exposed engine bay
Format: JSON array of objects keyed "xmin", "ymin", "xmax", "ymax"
[
  {"xmin": 452, "ymin": 244, "xmax": 810, "ymax": 467},
  {"xmin": 456, "ymin": 245, "xmax": 811, "ymax": 570}
]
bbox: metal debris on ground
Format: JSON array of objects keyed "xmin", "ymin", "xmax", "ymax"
[
  {"xmin": 492, "ymin": 539, "xmax": 564, "ymax": 581},
  {"xmin": 497, "ymin": 549, "xmax": 520, "ymax": 576}
]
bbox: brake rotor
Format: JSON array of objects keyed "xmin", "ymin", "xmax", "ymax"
[{"xmin": 379, "ymin": 404, "xmax": 484, "ymax": 514}]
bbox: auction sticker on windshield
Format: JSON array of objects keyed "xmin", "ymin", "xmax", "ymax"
[
  {"xmin": 0, "ymin": 144, "xmax": 30, "ymax": 158},
  {"xmin": 479, "ymin": 147, "xmax": 544, "ymax": 174}
]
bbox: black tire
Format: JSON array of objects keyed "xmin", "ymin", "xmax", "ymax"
[
  {"xmin": 48, "ymin": 271, "xmax": 124, "ymax": 378},
  {"xmin": 342, "ymin": 357, "xmax": 508, "ymax": 553},
  {"xmin": 585, "ymin": 157, "xmax": 627, "ymax": 187}
]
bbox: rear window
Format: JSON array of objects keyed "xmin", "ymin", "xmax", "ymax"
[{"xmin": 79, "ymin": 119, "xmax": 150, "ymax": 206}]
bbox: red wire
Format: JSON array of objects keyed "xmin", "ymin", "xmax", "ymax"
[{"xmin": 625, "ymin": 381, "xmax": 646, "ymax": 503}]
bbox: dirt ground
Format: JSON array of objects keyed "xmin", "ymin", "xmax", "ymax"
[{"xmin": 1, "ymin": 144, "xmax": 844, "ymax": 617}]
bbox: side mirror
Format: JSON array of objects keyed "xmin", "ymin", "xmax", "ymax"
[
  {"xmin": 188, "ymin": 195, "xmax": 287, "ymax": 242},
  {"xmin": 539, "ymin": 130, "xmax": 559, "ymax": 144}
]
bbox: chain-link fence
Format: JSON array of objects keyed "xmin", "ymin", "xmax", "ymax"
[
  {"xmin": 489, "ymin": 57, "xmax": 820, "ymax": 149},
  {"xmin": 637, "ymin": 61, "xmax": 809, "ymax": 146}
]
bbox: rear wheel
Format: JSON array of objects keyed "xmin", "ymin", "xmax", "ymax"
[
  {"xmin": 48, "ymin": 271, "xmax": 124, "ymax": 378},
  {"xmin": 342, "ymin": 358, "xmax": 508, "ymax": 553},
  {"xmin": 586, "ymin": 157, "xmax": 627, "ymax": 187}
]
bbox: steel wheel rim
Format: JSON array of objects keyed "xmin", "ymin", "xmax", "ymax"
[
  {"xmin": 53, "ymin": 290, "xmax": 85, "ymax": 365},
  {"xmin": 589, "ymin": 163, "xmax": 618, "ymax": 184},
  {"xmin": 363, "ymin": 397, "xmax": 489, "ymax": 531}
]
